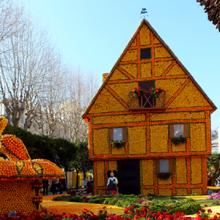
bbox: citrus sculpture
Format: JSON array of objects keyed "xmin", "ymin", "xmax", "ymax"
[{"xmin": 0, "ymin": 116, "xmax": 64, "ymax": 215}]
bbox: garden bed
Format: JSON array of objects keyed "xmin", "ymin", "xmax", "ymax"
[
  {"xmin": 1, "ymin": 205, "xmax": 220, "ymax": 220},
  {"xmin": 53, "ymin": 194, "xmax": 201, "ymax": 215}
]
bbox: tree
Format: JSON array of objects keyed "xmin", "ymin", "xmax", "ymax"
[
  {"xmin": 0, "ymin": 0, "xmax": 99, "ymax": 146},
  {"xmin": 197, "ymin": 0, "xmax": 220, "ymax": 31},
  {"xmin": 208, "ymin": 153, "xmax": 220, "ymax": 185},
  {"xmin": 31, "ymin": 58, "xmax": 65, "ymax": 137},
  {"xmin": 53, "ymin": 138, "xmax": 78, "ymax": 171},
  {"xmin": 0, "ymin": 0, "xmax": 24, "ymax": 44},
  {"xmin": 58, "ymin": 72, "xmax": 98, "ymax": 142},
  {"xmin": 0, "ymin": 1, "xmax": 64, "ymax": 131},
  {"xmin": 0, "ymin": 21, "xmax": 58, "ymax": 129}
]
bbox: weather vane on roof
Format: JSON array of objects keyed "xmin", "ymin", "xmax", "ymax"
[{"xmin": 140, "ymin": 8, "xmax": 148, "ymax": 19}]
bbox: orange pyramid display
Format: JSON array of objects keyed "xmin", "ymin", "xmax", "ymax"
[{"xmin": 0, "ymin": 116, "xmax": 64, "ymax": 215}]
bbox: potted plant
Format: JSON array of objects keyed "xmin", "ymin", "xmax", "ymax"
[
  {"xmin": 149, "ymin": 88, "xmax": 164, "ymax": 98},
  {"xmin": 129, "ymin": 87, "xmax": 144, "ymax": 98},
  {"xmin": 111, "ymin": 140, "xmax": 126, "ymax": 148},
  {"xmin": 157, "ymin": 172, "xmax": 171, "ymax": 179},
  {"xmin": 129, "ymin": 87, "xmax": 164, "ymax": 99},
  {"xmin": 171, "ymin": 136, "xmax": 187, "ymax": 145}
]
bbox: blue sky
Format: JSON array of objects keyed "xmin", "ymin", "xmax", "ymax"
[{"xmin": 19, "ymin": 0, "xmax": 220, "ymax": 129}]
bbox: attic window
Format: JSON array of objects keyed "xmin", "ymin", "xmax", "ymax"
[{"xmin": 140, "ymin": 48, "xmax": 151, "ymax": 59}]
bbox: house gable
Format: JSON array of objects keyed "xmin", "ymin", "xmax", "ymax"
[
  {"xmin": 89, "ymin": 88, "xmax": 127, "ymax": 113},
  {"xmin": 83, "ymin": 20, "xmax": 216, "ymax": 117}
]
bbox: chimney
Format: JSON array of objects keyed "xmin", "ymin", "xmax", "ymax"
[{"xmin": 102, "ymin": 73, "xmax": 108, "ymax": 82}]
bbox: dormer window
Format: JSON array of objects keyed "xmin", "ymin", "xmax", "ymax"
[{"xmin": 140, "ymin": 48, "xmax": 151, "ymax": 59}]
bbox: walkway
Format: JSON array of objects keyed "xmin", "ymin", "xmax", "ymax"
[{"xmin": 41, "ymin": 196, "xmax": 124, "ymax": 215}]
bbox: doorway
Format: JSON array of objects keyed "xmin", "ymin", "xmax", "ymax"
[{"xmin": 117, "ymin": 160, "xmax": 140, "ymax": 194}]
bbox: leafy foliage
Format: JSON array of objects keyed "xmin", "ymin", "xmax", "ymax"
[
  {"xmin": 171, "ymin": 136, "xmax": 186, "ymax": 145},
  {"xmin": 1, "ymin": 206, "xmax": 220, "ymax": 220},
  {"xmin": 197, "ymin": 0, "xmax": 220, "ymax": 31},
  {"xmin": 53, "ymin": 195, "xmax": 201, "ymax": 214},
  {"xmin": 207, "ymin": 153, "xmax": 220, "ymax": 185}
]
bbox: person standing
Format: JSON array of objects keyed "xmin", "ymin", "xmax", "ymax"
[
  {"xmin": 42, "ymin": 180, "xmax": 49, "ymax": 195},
  {"xmin": 107, "ymin": 171, "xmax": 118, "ymax": 195},
  {"xmin": 86, "ymin": 176, "xmax": 93, "ymax": 194}
]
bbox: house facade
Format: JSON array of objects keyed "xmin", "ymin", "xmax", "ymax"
[{"xmin": 83, "ymin": 20, "xmax": 216, "ymax": 196}]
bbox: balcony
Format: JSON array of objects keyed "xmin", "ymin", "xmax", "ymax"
[{"xmin": 128, "ymin": 89, "xmax": 166, "ymax": 110}]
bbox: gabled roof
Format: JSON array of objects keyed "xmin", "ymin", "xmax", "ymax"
[{"xmin": 83, "ymin": 19, "xmax": 216, "ymax": 119}]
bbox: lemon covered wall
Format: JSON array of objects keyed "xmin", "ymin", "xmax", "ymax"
[{"xmin": 83, "ymin": 20, "xmax": 215, "ymax": 195}]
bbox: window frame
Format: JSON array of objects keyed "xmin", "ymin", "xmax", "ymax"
[
  {"xmin": 169, "ymin": 123, "xmax": 190, "ymax": 139},
  {"xmin": 138, "ymin": 80, "xmax": 156, "ymax": 108},
  {"xmin": 156, "ymin": 159, "xmax": 175, "ymax": 179},
  {"xmin": 173, "ymin": 124, "xmax": 184, "ymax": 138},
  {"xmin": 109, "ymin": 127, "xmax": 128, "ymax": 146},
  {"xmin": 159, "ymin": 159, "xmax": 170, "ymax": 173},
  {"xmin": 112, "ymin": 127, "xmax": 124, "ymax": 142},
  {"xmin": 140, "ymin": 48, "xmax": 152, "ymax": 59}
]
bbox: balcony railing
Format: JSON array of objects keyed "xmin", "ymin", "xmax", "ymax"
[{"xmin": 128, "ymin": 90, "xmax": 166, "ymax": 110}]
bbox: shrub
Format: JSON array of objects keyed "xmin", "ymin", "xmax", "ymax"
[
  {"xmin": 4, "ymin": 125, "xmax": 77, "ymax": 170},
  {"xmin": 149, "ymin": 198, "xmax": 201, "ymax": 215},
  {"xmin": 53, "ymin": 195, "xmax": 71, "ymax": 201},
  {"xmin": 88, "ymin": 196, "xmax": 107, "ymax": 204}
]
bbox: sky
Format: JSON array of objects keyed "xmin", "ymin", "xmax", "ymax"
[{"xmin": 18, "ymin": 0, "xmax": 220, "ymax": 129}]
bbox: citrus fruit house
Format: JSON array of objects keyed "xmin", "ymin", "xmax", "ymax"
[
  {"xmin": 83, "ymin": 19, "xmax": 216, "ymax": 196},
  {"xmin": 0, "ymin": 117, "xmax": 64, "ymax": 215}
]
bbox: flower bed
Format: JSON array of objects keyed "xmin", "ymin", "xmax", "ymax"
[
  {"xmin": 1, "ymin": 206, "xmax": 220, "ymax": 220},
  {"xmin": 53, "ymin": 195, "xmax": 201, "ymax": 215}
]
